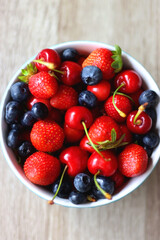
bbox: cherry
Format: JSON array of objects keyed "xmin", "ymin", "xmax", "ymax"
[
  {"xmin": 87, "ymin": 80, "xmax": 111, "ymax": 101},
  {"xmin": 26, "ymin": 95, "xmax": 52, "ymax": 111},
  {"xmin": 80, "ymin": 135, "xmax": 95, "ymax": 153},
  {"xmin": 65, "ymin": 106, "xmax": 93, "ymax": 130},
  {"xmin": 64, "ymin": 123, "xmax": 84, "ymax": 143},
  {"xmin": 58, "ymin": 61, "xmax": 82, "ymax": 86},
  {"xmin": 34, "ymin": 48, "xmax": 61, "ymax": 72},
  {"xmin": 47, "ymin": 108, "xmax": 63, "ymax": 123},
  {"xmin": 119, "ymin": 124, "xmax": 133, "ymax": 144},
  {"xmin": 127, "ymin": 104, "xmax": 152, "ymax": 134},
  {"xmin": 59, "ymin": 146, "xmax": 89, "ymax": 177},
  {"xmin": 114, "ymin": 70, "xmax": 142, "ymax": 94}
]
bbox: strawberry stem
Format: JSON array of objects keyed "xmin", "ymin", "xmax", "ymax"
[
  {"xmin": 111, "ymin": 45, "xmax": 123, "ymax": 73},
  {"xmin": 112, "ymin": 83, "xmax": 126, "ymax": 118},
  {"xmin": 48, "ymin": 165, "xmax": 68, "ymax": 205},
  {"xmin": 133, "ymin": 102, "xmax": 148, "ymax": 125},
  {"xmin": 94, "ymin": 170, "xmax": 112, "ymax": 200}
]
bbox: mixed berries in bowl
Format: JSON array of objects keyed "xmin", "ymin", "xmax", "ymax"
[{"xmin": 0, "ymin": 41, "xmax": 160, "ymax": 208}]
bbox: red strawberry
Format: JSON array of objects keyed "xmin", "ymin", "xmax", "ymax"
[
  {"xmin": 118, "ymin": 143, "xmax": 148, "ymax": 177},
  {"xmin": 104, "ymin": 94, "xmax": 132, "ymax": 123},
  {"xmin": 82, "ymin": 45, "xmax": 123, "ymax": 80},
  {"xmin": 50, "ymin": 84, "xmax": 78, "ymax": 110},
  {"xmin": 88, "ymin": 116, "xmax": 122, "ymax": 144},
  {"xmin": 30, "ymin": 120, "xmax": 64, "ymax": 152},
  {"xmin": 29, "ymin": 71, "xmax": 58, "ymax": 99},
  {"xmin": 24, "ymin": 152, "xmax": 61, "ymax": 185}
]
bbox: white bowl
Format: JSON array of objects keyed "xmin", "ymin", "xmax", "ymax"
[{"xmin": 0, "ymin": 41, "xmax": 160, "ymax": 208}]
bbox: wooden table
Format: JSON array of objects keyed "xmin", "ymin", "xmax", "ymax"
[{"xmin": 0, "ymin": 0, "xmax": 159, "ymax": 239}]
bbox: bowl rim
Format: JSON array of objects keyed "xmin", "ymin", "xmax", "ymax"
[{"xmin": 0, "ymin": 40, "xmax": 160, "ymax": 208}]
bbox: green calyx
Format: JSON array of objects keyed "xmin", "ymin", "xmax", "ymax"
[
  {"xmin": 18, "ymin": 63, "xmax": 37, "ymax": 83},
  {"xmin": 111, "ymin": 45, "xmax": 123, "ymax": 73}
]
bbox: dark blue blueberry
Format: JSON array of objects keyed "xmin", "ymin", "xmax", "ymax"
[
  {"xmin": 31, "ymin": 102, "xmax": 48, "ymax": 120},
  {"xmin": 61, "ymin": 48, "xmax": 80, "ymax": 62},
  {"xmin": 92, "ymin": 175, "xmax": 114, "ymax": 199},
  {"xmin": 52, "ymin": 179, "xmax": 72, "ymax": 198},
  {"xmin": 69, "ymin": 191, "xmax": 87, "ymax": 204},
  {"xmin": 7, "ymin": 129, "xmax": 21, "ymax": 148},
  {"xmin": 78, "ymin": 90, "xmax": 97, "ymax": 108},
  {"xmin": 10, "ymin": 82, "xmax": 30, "ymax": 102},
  {"xmin": 143, "ymin": 145, "xmax": 153, "ymax": 157},
  {"xmin": 5, "ymin": 101, "xmax": 22, "ymax": 124},
  {"xmin": 21, "ymin": 111, "xmax": 37, "ymax": 127},
  {"xmin": 139, "ymin": 90, "xmax": 159, "ymax": 108},
  {"xmin": 142, "ymin": 131, "xmax": 159, "ymax": 149},
  {"xmin": 145, "ymin": 107, "xmax": 157, "ymax": 122},
  {"xmin": 18, "ymin": 141, "xmax": 35, "ymax": 158},
  {"xmin": 74, "ymin": 173, "xmax": 92, "ymax": 193},
  {"xmin": 81, "ymin": 66, "xmax": 102, "ymax": 85},
  {"xmin": 10, "ymin": 123, "xmax": 23, "ymax": 131}
]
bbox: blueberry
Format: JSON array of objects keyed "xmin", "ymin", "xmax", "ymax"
[
  {"xmin": 78, "ymin": 90, "xmax": 97, "ymax": 108},
  {"xmin": 52, "ymin": 179, "xmax": 72, "ymax": 198},
  {"xmin": 10, "ymin": 82, "xmax": 30, "ymax": 102},
  {"xmin": 61, "ymin": 48, "xmax": 80, "ymax": 62},
  {"xmin": 145, "ymin": 107, "xmax": 157, "ymax": 122},
  {"xmin": 81, "ymin": 66, "xmax": 102, "ymax": 85},
  {"xmin": 69, "ymin": 191, "xmax": 87, "ymax": 204},
  {"xmin": 21, "ymin": 111, "xmax": 37, "ymax": 127},
  {"xmin": 142, "ymin": 131, "xmax": 159, "ymax": 149},
  {"xmin": 139, "ymin": 90, "xmax": 159, "ymax": 108},
  {"xmin": 92, "ymin": 175, "xmax": 114, "ymax": 199},
  {"xmin": 143, "ymin": 145, "xmax": 153, "ymax": 157},
  {"xmin": 7, "ymin": 129, "xmax": 21, "ymax": 148},
  {"xmin": 10, "ymin": 123, "xmax": 23, "ymax": 131},
  {"xmin": 74, "ymin": 173, "xmax": 92, "ymax": 193},
  {"xmin": 31, "ymin": 102, "xmax": 48, "ymax": 120},
  {"xmin": 5, "ymin": 101, "xmax": 22, "ymax": 124},
  {"xmin": 18, "ymin": 141, "xmax": 35, "ymax": 158}
]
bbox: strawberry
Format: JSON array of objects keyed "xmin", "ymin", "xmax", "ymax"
[
  {"xmin": 118, "ymin": 143, "xmax": 148, "ymax": 177},
  {"xmin": 104, "ymin": 94, "xmax": 132, "ymax": 123},
  {"xmin": 29, "ymin": 71, "xmax": 58, "ymax": 99},
  {"xmin": 24, "ymin": 151, "xmax": 61, "ymax": 185},
  {"xmin": 50, "ymin": 84, "xmax": 78, "ymax": 110},
  {"xmin": 30, "ymin": 120, "xmax": 64, "ymax": 152},
  {"xmin": 82, "ymin": 45, "xmax": 123, "ymax": 80},
  {"xmin": 88, "ymin": 116, "xmax": 122, "ymax": 144},
  {"xmin": 18, "ymin": 64, "xmax": 58, "ymax": 99}
]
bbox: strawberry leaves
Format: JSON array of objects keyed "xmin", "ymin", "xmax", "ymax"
[
  {"xmin": 18, "ymin": 63, "xmax": 37, "ymax": 83},
  {"xmin": 111, "ymin": 45, "xmax": 123, "ymax": 73}
]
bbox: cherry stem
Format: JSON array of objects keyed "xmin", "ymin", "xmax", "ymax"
[
  {"xmin": 81, "ymin": 121, "xmax": 104, "ymax": 158},
  {"xmin": 33, "ymin": 59, "xmax": 64, "ymax": 74},
  {"xmin": 112, "ymin": 83, "xmax": 126, "ymax": 118},
  {"xmin": 133, "ymin": 102, "xmax": 148, "ymax": 125},
  {"xmin": 94, "ymin": 170, "xmax": 112, "ymax": 200},
  {"xmin": 48, "ymin": 165, "xmax": 68, "ymax": 205}
]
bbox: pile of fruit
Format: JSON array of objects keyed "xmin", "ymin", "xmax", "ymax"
[{"xmin": 5, "ymin": 45, "xmax": 159, "ymax": 205}]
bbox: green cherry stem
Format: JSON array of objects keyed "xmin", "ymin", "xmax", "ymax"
[
  {"xmin": 112, "ymin": 83, "xmax": 126, "ymax": 118},
  {"xmin": 94, "ymin": 170, "xmax": 112, "ymax": 200},
  {"xmin": 33, "ymin": 59, "xmax": 64, "ymax": 74},
  {"xmin": 48, "ymin": 165, "xmax": 68, "ymax": 205},
  {"xmin": 133, "ymin": 102, "xmax": 148, "ymax": 125},
  {"xmin": 81, "ymin": 121, "xmax": 104, "ymax": 158}
]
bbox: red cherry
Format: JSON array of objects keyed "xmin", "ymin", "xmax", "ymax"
[
  {"xmin": 34, "ymin": 48, "xmax": 61, "ymax": 72},
  {"xmin": 110, "ymin": 170, "xmax": 125, "ymax": 189},
  {"xmin": 114, "ymin": 70, "xmax": 142, "ymax": 94},
  {"xmin": 65, "ymin": 106, "xmax": 93, "ymax": 130},
  {"xmin": 77, "ymin": 56, "xmax": 86, "ymax": 66},
  {"xmin": 64, "ymin": 123, "xmax": 84, "ymax": 143},
  {"xmin": 47, "ymin": 108, "xmax": 63, "ymax": 123},
  {"xmin": 59, "ymin": 146, "xmax": 89, "ymax": 177},
  {"xmin": 80, "ymin": 135, "xmax": 95, "ymax": 153},
  {"xmin": 129, "ymin": 88, "xmax": 144, "ymax": 107},
  {"xmin": 127, "ymin": 110, "xmax": 152, "ymax": 134},
  {"xmin": 87, "ymin": 80, "xmax": 111, "ymax": 101},
  {"xmin": 26, "ymin": 95, "xmax": 52, "ymax": 111},
  {"xmin": 88, "ymin": 150, "xmax": 118, "ymax": 177},
  {"xmin": 119, "ymin": 124, "xmax": 133, "ymax": 144},
  {"xmin": 59, "ymin": 61, "xmax": 82, "ymax": 86}
]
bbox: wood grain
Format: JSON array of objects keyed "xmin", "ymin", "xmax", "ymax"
[{"xmin": 0, "ymin": 0, "xmax": 159, "ymax": 239}]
